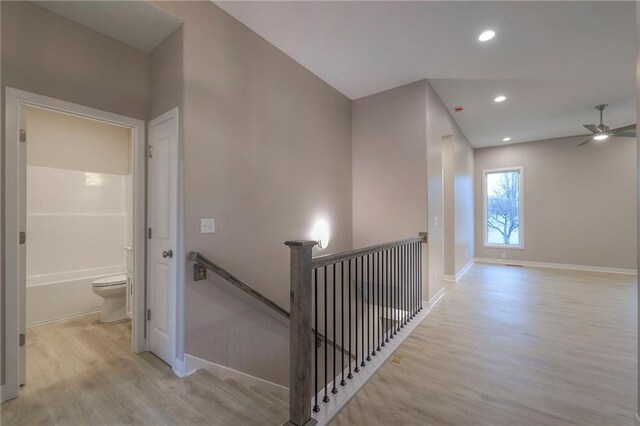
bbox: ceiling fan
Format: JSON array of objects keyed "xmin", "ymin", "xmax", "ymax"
[{"xmin": 576, "ymin": 104, "xmax": 636, "ymax": 147}]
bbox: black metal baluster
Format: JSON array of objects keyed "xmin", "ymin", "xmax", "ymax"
[
  {"xmin": 416, "ymin": 243, "xmax": 419, "ymax": 314},
  {"xmin": 360, "ymin": 255, "xmax": 366, "ymax": 368},
  {"xmin": 354, "ymin": 257, "xmax": 359, "ymax": 373},
  {"xmin": 419, "ymin": 242, "xmax": 423, "ymax": 311},
  {"xmin": 410, "ymin": 243, "xmax": 414, "ymax": 320},
  {"xmin": 323, "ymin": 266, "xmax": 329, "ymax": 403},
  {"xmin": 385, "ymin": 249, "xmax": 390, "ymax": 343},
  {"xmin": 340, "ymin": 261, "xmax": 346, "ymax": 386},
  {"xmin": 394, "ymin": 246, "xmax": 399, "ymax": 334},
  {"xmin": 376, "ymin": 251, "xmax": 381, "ymax": 352},
  {"xmin": 380, "ymin": 250, "xmax": 389, "ymax": 348},
  {"xmin": 372, "ymin": 252, "xmax": 377, "ymax": 356},
  {"xmin": 413, "ymin": 243, "xmax": 418, "ymax": 315},
  {"xmin": 313, "ymin": 269, "xmax": 319, "ymax": 413},
  {"xmin": 403, "ymin": 245, "xmax": 406, "ymax": 326},
  {"xmin": 348, "ymin": 259, "xmax": 353, "ymax": 379},
  {"xmin": 366, "ymin": 254, "xmax": 371, "ymax": 362},
  {"xmin": 332, "ymin": 265, "xmax": 337, "ymax": 394}
]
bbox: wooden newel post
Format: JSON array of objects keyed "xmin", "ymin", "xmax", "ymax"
[{"xmin": 285, "ymin": 240, "xmax": 318, "ymax": 426}]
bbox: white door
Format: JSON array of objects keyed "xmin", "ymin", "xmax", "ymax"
[{"xmin": 147, "ymin": 109, "xmax": 179, "ymax": 366}]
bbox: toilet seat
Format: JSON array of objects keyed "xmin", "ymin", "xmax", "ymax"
[{"xmin": 92, "ymin": 274, "xmax": 127, "ymax": 288}]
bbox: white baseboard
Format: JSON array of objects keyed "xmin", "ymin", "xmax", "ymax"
[
  {"xmin": 27, "ymin": 309, "xmax": 102, "ymax": 329},
  {"xmin": 182, "ymin": 353, "xmax": 288, "ymax": 393},
  {"xmin": 474, "ymin": 257, "xmax": 637, "ymax": 275},
  {"xmin": 444, "ymin": 260, "xmax": 474, "ymax": 282},
  {"xmin": 172, "ymin": 357, "xmax": 188, "ymax": 378},
  {"xmin": 313, "ymin": 298, "xmax": 438, "ymax": 425},
  {"xmin": 428, "ymin": 287, "xmax": 445, "ymax": 309}
]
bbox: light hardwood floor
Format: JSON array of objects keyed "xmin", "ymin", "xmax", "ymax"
[
  {"xmin": 0, "ymin": 313, "xmax": 288, "ymax": 425},
  {"xmin": 331, "ymin": 264, "xmax": 637, "ymax": 426},
  {"xmin": 2, "ymin": 265, "xmax": 636, "ymax": 425}
]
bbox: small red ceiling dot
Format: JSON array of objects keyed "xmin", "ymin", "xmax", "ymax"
[{"xmin": 454, "ymin": 106, "xmax": 464, "ymax": 112}]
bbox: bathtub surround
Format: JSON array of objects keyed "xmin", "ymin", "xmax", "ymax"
[{"xmin": 25, "ymin": 107, "xmax": 131, "ymax": 327}]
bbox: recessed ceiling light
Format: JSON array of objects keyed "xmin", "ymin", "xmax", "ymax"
[
  {"xmin": 594, "ymin": 134, "xmax": 609, "ymax": 141},
  {"xmin": 478, "ymin": 30, "xmax": 495, "ymax": 42},
  {"xmin": 502, "ymin": 137, "xmax": 511, "ymax": 142},
  {"xmin": 494, "ymin": 95, "xmax": 506, "ymax": 103}
]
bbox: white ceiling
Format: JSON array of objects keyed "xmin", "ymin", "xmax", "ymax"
[
  {"xmin": 216, "ymin": 1, "xmax": 636, "ymax": 147},
  {"xmin": 33, "ymin": 1, "xmax": 182, "ymax": 53}
]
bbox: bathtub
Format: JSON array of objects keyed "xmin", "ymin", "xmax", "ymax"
[{"xmin": 26, "ymin": 266, "xmax": 125, "ymax": 328}]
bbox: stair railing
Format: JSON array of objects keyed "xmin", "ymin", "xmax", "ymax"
[{"xmin": 285, "ymin": 233, "xmax": 427, "ymax": 426}]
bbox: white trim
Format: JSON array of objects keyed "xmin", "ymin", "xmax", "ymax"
[
  {"xmin": 482, "ymin": 166, "xmax": 524, "ymax": 249},
  {"xmin": 474, "ymin": 257, "xmax": 637, "ymax": 275},
  {"xmin": 313, "ymin": 299, "xmax": 439, "ymax": 425},
  {"xmin": 443, "ymin": 260, "xmax": 474, "ymax": 282},
  {"xmin": 0, "ymin": 386, "xmax": 5, "ymax": 403},
  {"xmin": 27, "ymin": 309, "xmax": 102, "ymax": 329},
  {"xmin": 182, "ymin": 353, "xmax": 289, "ymax": 393},
  {"xmin": 3, "ymin": 88, "xmax": 147, "ymax": 402},
  {"xmin": 428, "ymin": 287, "xmax": 445, "ymax": 308},
  {"xmin": 635, "ymin": 413, "xmax": 640, "ymax": 426}
]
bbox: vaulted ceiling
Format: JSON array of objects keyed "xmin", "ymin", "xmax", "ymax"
[{"xmin": 217, "ymin": 1, "xmax": 636, "ymax": 147}]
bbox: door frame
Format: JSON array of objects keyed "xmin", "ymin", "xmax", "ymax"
[
  {"xmin": 147, "ymin": 107, "xmax": 181, "ymax": 371},
  {"xmin": 3, "ymin": 87, "xmax": 147, "ymax": 401}
]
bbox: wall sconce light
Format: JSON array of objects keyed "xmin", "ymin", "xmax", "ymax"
[{"xmin": 311, "ymin": 218, "xmax": 331, "ymax": 250}]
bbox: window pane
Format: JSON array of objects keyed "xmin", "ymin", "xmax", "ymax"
[{"xmin": 486, "ymin": 170, "xmax": 520, "ymax": 246}]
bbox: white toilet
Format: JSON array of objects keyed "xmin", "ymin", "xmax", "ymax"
[{"xmin": 92, "ymin": 274, "xmax": 127, "ymax": 323}]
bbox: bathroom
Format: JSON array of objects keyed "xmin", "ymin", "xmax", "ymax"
[{"xmin": 25, "ymin": 106, "xmax": 135, "ymax": 333}]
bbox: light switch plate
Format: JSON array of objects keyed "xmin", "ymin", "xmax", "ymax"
[{"xmin": 200, "ymin": 218, "xmax": 215, "ymax": 234}]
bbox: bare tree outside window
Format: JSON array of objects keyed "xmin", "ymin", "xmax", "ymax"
[{"xmin": 485, "ymin": 170, "xmax": 521, "ymax": 246}]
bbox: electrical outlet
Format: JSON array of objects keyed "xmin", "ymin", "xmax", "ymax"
[
  {"xmin": 465, "ymin": 250, "xmax": 469, "ymax": 259},
  {"xmin": 200, "ymin": 218, "xmax": 215, "ymax": 234},
  {"xmin": 501, "ymin": 252, "xmax": 507, "ymax": 259},
  {"xmin": 433, "ymin": 216, "xmax": 439, "ymax": 226}
]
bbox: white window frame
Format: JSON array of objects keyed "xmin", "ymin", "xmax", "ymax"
[{"xmin": 482, "ymin": 166, "xmax": 524, "ymax": 250}]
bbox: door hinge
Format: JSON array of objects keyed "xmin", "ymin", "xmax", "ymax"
[
  {"xmin": 19, "ymin": 129, "xmax": 26, "ymax": 143},
  {"xmin": 19, "ymin": 333, "xmax": 25, "ymax": 347},
  {"xmin": 147, "ymin": 145, "xmax": 153, "ymax": 158},
  {"xmin": 147, "ymin": 308, "xmax": 151, "ymax": 321},
  {"xmin": 19, "ymin": 231, "xmax": 26, "ymax": 245},
  {"xmin": 148, "ymin": 228, "xmax": 152, "ymax": 239}
]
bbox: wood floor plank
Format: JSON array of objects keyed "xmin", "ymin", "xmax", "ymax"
[{"xmin": 331, "ymin": 264, "xmax": 637, "ymax": 426}]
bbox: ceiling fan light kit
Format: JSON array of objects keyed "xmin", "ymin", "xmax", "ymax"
[{"xmin": 576, "ymin": 104, "xmax": 636, "ymax": 147}]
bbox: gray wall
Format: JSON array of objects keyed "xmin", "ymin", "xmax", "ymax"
[
  {"xmin": 151, "ymin": 1, "xmax": 353, "ymax": 386},
  {"xmin": 425, "ymin": 81, "xmax": 474, "ymax": 295},
  {"xmin": 453, "ymin": 132, "xmax": 475, "ymax": 273},
  {"xmin": 352, "ymin": 79, "xmax": 475, "ymax": 301},
  {"xmin": 352, "ymin": 80, "xmax": 428, "ymax": 248},
  {"xmin": 1, "ymin": 1, "xmax": 150, "ymax": 387},
  {"xmin": 475, "ymin": 137, "xmax": 637, "ymax": 270}
]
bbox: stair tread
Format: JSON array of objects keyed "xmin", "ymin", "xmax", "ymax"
[
  {"xmin": 196, "ymin": 370, "xmax": 288, "ymax": 423},
  {"xmin": 224, "ymin": 378, "xmax": 289, "ymax": 412}
]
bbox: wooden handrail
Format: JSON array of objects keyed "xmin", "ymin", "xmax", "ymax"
[
  {"xmin": 188, "ymin": 251, "xmax": 291, "ymax": 319},
  {"xmin": 188, "ymin": 250, "xmax": 354, "ymax": 357},
  {"xmin": 312, "ymin": 233, "xmax": 427, "ymax": 269}
]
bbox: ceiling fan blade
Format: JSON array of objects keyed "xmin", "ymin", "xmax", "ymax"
[
  {"xmin": 612, "ymin": 131, "xmax": 636, "ymax": 137},
  {"xmin": 577, "ymin": 136, "xmax": 594, "ymax": 147},
  {"xmin": 611, "ymin": 124, "xmax": 636, "ymax": 133},
  {"xmin": 583, "ymin": 124, "xmax": 598, "ymax": 133}
]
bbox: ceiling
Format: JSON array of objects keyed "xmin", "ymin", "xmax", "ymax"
[
  {"xmin": 216, "ymin": 1, "xmax": 636, "ymax": 147},
  {"xmin": 33, "ymin": 1, "xmax": 181, "ymax": 53}
]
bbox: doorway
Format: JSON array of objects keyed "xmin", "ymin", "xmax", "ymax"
[{"xmin": 3, "ymin": 88, "xmax": 147, "ymax": 401}]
